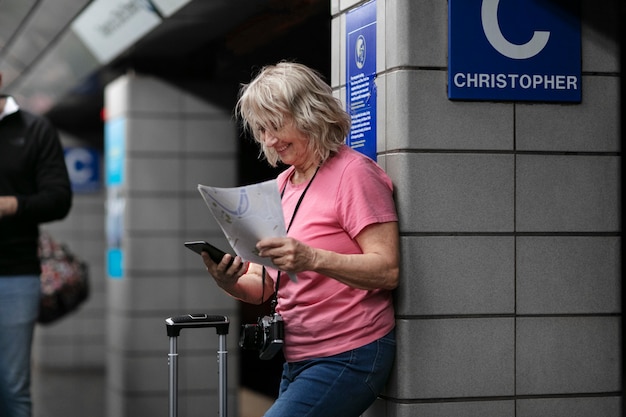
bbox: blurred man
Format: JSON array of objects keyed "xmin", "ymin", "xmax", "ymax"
[{"xmin": 0, "ymin": 73, "xmax": 72, "ymax": 417}]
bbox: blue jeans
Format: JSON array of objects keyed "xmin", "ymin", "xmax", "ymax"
[
  {"xmin": 264, "ymin": 329, "xmax": 396, "ymax": 417},
  {"xmin": 0, "ymin": 276, "xmax": 40, "ymax": 417}
]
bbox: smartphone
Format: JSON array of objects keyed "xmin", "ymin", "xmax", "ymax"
[{"xmin": 184, "ymin": 241, "xmax": 233, "ymax": 267}]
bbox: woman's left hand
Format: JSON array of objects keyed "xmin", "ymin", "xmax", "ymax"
[
  {"xmin": 256, "ymin": 237, "xmax": 316, "ymax": 273},
  {"xmin": 257, "ymin": 222, "xmax": 399, "ymax": 291}
]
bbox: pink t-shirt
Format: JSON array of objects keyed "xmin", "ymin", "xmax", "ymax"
[{"xmin": 272, "ymin": 145, "xmax": 398, "ymax": 362}]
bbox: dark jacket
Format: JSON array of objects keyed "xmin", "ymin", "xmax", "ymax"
[{"xmin": 0, "ymin": 102, "xmax": 72, "ymax": 275}]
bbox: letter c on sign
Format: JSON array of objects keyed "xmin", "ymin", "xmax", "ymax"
[
  {"xmin": 65, "ymin": 148, "xmax": 94, "ymax": 184},
  {"xmin": 481, "ymin": 0, "xmax": 550, "ymax": 60}
]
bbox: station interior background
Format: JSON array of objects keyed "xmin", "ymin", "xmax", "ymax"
[
  {"xmin": 1, "ymin": 0, "xmax": 332, "ymax": 186},
  {"xmin": 0, "ymin": 0, "xmax": 624, "ymax": 416},
  {"xmin": 1, "ymin": 0, "xmax": 335, "ymax": 407}
]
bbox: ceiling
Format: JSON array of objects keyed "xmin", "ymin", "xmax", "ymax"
[
  {"xmin": 0, "ymin": 0, "xmax": 621, "ymax": 142},
  {"xmin": 0, "ymin": 0, "xmax": 330, "ymax": 139}
]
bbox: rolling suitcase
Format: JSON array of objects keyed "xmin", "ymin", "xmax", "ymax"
[{"xmin": 165, "ymin": 313, "xmax": 230, "ymax": 417}]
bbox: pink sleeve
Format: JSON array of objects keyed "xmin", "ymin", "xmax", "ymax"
[{"xmin": 335, "ymin": 158, "xmax": 398, "ymax": 239}]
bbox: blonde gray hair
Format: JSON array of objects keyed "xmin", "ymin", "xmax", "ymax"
[{"xmin": 236, "ymin": 62, "xmax": 351, "ymax": 167}]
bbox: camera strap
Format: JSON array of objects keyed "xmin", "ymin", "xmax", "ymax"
[{"xmin": 266, "ymin": 165, "xmax": 321, "ymax": 314}]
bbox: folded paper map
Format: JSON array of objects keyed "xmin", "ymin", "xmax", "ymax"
[{"xmin": 197, "ymin": 180, "xmax": 297, "ymax": 282}]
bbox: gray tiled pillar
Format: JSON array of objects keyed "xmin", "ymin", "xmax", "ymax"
[
  {"xmin": 331, "ymin": 0, "xmax": 621, "ymax": 416},
  {"xmin": 104, "ymin": 74, "xmax": 240, "ymax": 417}
]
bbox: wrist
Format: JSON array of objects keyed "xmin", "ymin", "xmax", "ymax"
[{"xmin": 0, "ymin": 196, "xmax": 18, "ymax": 217}]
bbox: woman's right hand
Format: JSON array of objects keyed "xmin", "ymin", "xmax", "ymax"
[
  {"xmin": 200, "ymin": 255, "xmax": 271, "ymax": 305},
  {"xmin": 201, "ymin": 252, "xmax": 247, "ymax": 288}
]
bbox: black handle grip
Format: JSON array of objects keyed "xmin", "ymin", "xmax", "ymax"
[{"xmin": 165, "ymin": 313, "xmax": 229, "ymax": 337}]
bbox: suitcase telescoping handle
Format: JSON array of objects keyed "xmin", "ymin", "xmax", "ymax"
[
  {"xmin": 165, "ymin": 313, "xmax": 230, "ymax": 336},
  {"xmin": 166, "ymin": 314, "xmax": 230, "ymax": 417}
]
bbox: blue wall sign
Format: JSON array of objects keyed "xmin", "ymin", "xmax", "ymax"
[
  {"xmin": 346, "ymin": 0, "xmax": 377, "ymax": 161},
  {"xmin": 105, "ymin": 190, "xmax": 125, "ymax": 280},
  {"xmin": 107, "ymin": 248, "xmax": 123, "ymax": 279},
  {"xmin": 64, "ymin": 146, "xmax": 101, "ymax": 193},
  {"xmin": 105, "ymin": 117, "xmax": 126, "ymax": 186},
  {"xmin": 104, "ymin": 116, "xmax": 126, "ymax": 279},
  {"xmin": 449, "ymin": 0, "xmax": 581, "ymax": 102}
]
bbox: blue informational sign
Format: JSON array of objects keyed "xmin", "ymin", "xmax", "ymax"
[
  {"xmin": 64, "ymin": 147, "xmax": 101, "ymax": 193},
  {"xmin": 346, "ymin": 0, "xmax": 377, "ymax": 161},
  {"xmin": 105, "ymin": 189, "xmax": 125, "ymax": 280},
  {"xmin": 107, "ymin": 248, "xmax": 123, "ymax": 279},
  {"xmin": 104, "ymin": 116, "xmax": 126, "ymax": 279},
  {"xmin": 449, "ymin": 0, "xmax": 581, "ymax": 102},
  {"xmin": 105, "ymin": 117, "xmax": 126, "ymax": 186}
]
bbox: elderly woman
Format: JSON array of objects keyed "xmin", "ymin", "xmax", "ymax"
[{"xmin": 201, "ymin": 61, "xmax": 399, "ymax": 417}]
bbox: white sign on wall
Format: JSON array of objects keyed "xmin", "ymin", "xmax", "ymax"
[{"xmin": 71, "ymin": 0, "xmax": 162, "ymax": 64}]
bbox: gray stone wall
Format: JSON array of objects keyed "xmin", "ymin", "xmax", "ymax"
[{"xmin": 331, "ymin": 0, "xmax": 621, "ymax": 416}]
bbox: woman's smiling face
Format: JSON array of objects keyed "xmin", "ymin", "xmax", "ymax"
[{"xmin": 260, "ymin": 119, "xmax": 313, "ymax": 169}]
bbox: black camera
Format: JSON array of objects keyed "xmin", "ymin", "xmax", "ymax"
[{"xmin": 239, "ymin": 313, "xmax": 284, "ymax": 360}]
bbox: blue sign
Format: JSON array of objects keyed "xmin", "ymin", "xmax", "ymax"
[
  {"xmin": 106, "ymin": 191, "xmax": 125, "ymax": 279},
  {"xmin": 346, "ymin": 0, "xmax": 377, "ymax": 161},
  {"xmin": 64, "ymin": 147, "xmax": 101, "ymax": 193},
  {"xmin": 105, "ymin": 117, "xmax": 126, "ymax": 186},
  {"xmin": 104, "ymin": 116, "xmax": 126, "ymax": 279},
  {"xmin": 107, "ymin": 248, "xmax": 123, "ymax": 279},
  {"xmin": 449, "ymin": 0, "xmax": 581, "ymax": 102}
]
